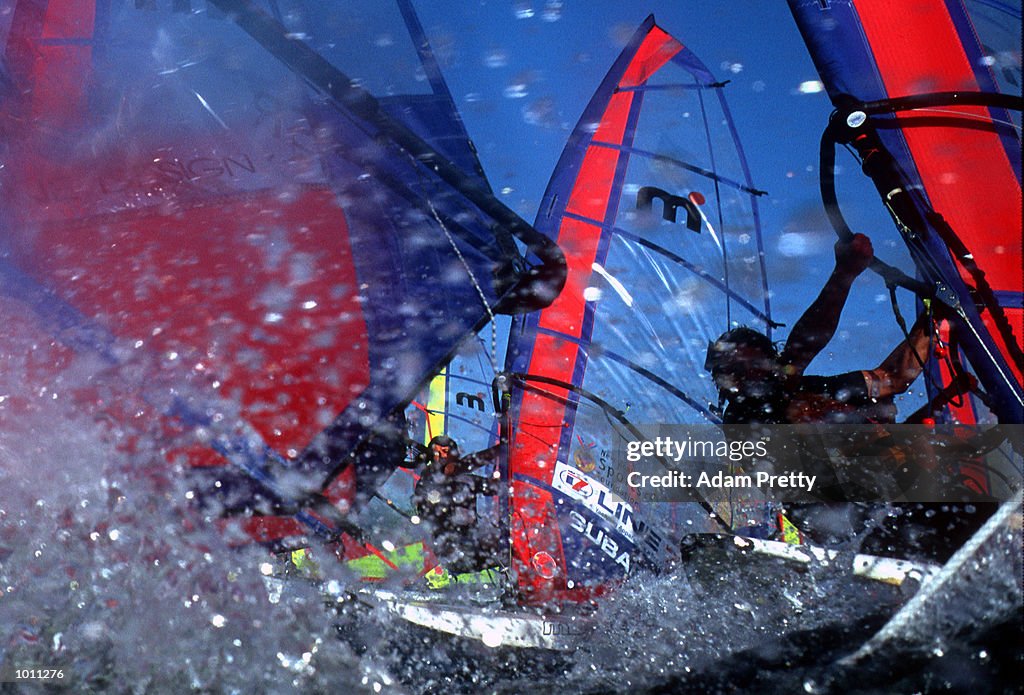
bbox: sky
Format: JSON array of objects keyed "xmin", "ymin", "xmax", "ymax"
[
  {"xmin": 413, "ymin": 0, "xmax": 927, "ymax": 407},
  {"xmin": 0, "ymin": 0, "xmax": 943, "ymax": 412}
]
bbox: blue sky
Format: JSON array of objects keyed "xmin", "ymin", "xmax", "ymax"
[{"xmin": 414, "ymin": 0, "xmax": 925, "ymax": 404}]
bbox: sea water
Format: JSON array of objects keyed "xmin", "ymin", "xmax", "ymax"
[{"xmin": 1, "ymin": 385, "xmax": 1019, "ymax": 694}]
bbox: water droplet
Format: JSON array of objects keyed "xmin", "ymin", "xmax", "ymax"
[
  {"xmin": 541, "ymin": 0, "xmax": 563, "ymax": 22},
  {"xmin": 484, "ymin": 49, "xmax": 508, "ymax": 68},
  {"xmin": 503, "ymin": 83, "xmax": 528, "ymax": 99},
  {"xmin": 513, "ymin": 2, "xmax": 535, "ymax": 19},
  {"xmin": 797, "ymin": 80, "xmax": 824, "ymax": 94}
]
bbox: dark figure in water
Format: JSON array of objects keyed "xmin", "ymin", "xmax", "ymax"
[
  {"xmin": 704, "ymin": 233, "xmax": 931, "ymax": 425},
  {"xmin": 412, "ymin": 435, "xmax": 502, "ymax": 576},
  {"xmin": 704, "ymin": 233, "xmax": 999, "ymax": 560}
]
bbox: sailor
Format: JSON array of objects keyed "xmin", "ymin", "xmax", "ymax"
[
  {"xmin": 703, "ymin": 234, "xmax": 997, "ymax": 555},
  {"xmin": 412, "ymin": 435, "xmax": 502, "ymax": 577},
  {"xmin": 704, "ymin": 233, "xmax": 932, "ymax": 425}
]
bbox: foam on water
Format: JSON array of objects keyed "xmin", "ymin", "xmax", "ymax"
[{"xmin": 1, "ymin": 317, "xmax": 1019, "ymax": 694}]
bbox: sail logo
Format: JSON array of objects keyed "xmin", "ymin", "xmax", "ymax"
[
  {"xmin": 553, "ymin": 462, "xmax": 635, "ymax": 540},
  {"xmin": 557, "ymin": 469, "xmax": 594, "ymax": 498},
  {"xmin": 568, "ymin": 509, "xmax": 630, "ymax": 573},
  {"xmin": 553, "ymin": 462, "xmax": 666, "ymax": 559}
]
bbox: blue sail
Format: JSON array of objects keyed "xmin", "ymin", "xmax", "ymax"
[
  {"xmin": 0, "ymin": 0, "xmax": 562, "ymax": 544},
  {"xmin": 501, "ymin": 17, "xmax": 774, "ymax": 604}
]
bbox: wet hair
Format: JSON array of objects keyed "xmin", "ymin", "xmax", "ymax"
[
  {"xmin": 704, "ymin": 327, "xmax": 778, "ymax": 373},
  {"xmin": 427, "ymin": 435, "xmax": 459, "ymax": 457}
]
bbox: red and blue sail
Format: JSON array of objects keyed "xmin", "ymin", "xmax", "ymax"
[
  {"xmin": 502, "ymin": 17, "xmax": 773, "ymax": 604},
  {"xmin": 0, "ymin": 0, "xmax": 563, "ymax": 545},
  {"xmin": 788, "ymin": 0, "xmax": 1023, "ymax": 428}
]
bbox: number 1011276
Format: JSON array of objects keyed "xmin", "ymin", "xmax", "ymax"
[{"xmin": 9, "ymin": 668, "xmax": 65, "ymax": 680}]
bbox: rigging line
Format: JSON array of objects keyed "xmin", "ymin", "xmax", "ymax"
[
  {"xmin": 426, "ymin": 197, "xmax": 499, "ymax": 374},
  {"xmin": 844, "ymin": 113, "xmax": 1024, "ymax": 381},
  {"xmin": 959, "ymin": 463, "xmax": 1017, "ymax": 494},
  {"xmin": 696, "ymin": 81, "xmax": 731, "ymax": 328},
  {"xmin": 306, "ymin": 87, "xmax": 512, "ymax": 268},
  {"xmin": 951, "ymin": 305, "xmax": 1024, "ymax": 408},
  {"xmin": 617, "ymin": 82, "xmax": 724, "ymax": 92},
  {"xmin": 920, "ymin": 205, "xmax": 1024, "ymax": 373},
  {"xmin": 404, "ymin": 86, "xmax": 500, "ymax": 375},
  {"xmin": 887, "ymin": 289, "xmax": 955, "ymax": 405},
  {"xmin": 588, "ymin": 141, "xmax": 767, "ymax": 196},
  {"xmin": 938, "ymin": 323, "xmax": 968, "ymax": 410}
]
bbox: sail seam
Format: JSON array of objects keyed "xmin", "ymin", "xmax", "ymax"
[
  {"xmin": 589, "ymin": 141, "xmax": 766, "ymax": 195},
  {"xmin": 617, "ymin": 83, "xmax": 712, "ymax": 92},
  {"xmin": 559, "ymin": 211, "xmax": 774, "ymax": 324}
]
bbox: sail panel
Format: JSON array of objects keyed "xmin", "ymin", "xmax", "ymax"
[
  {"xmin": 0, "ymin": 1, "xmax": 552, "ymax": 542},
  {"xmin": 788, "ymin": 0, "xmax": 1023, "ymax": 424}
]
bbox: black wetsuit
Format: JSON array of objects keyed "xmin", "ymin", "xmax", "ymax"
[
  {"xmin": 412, "ymin": 461, "xmax": 500, "ymax": 574},
  {"xmin": 722, "ymin": 371, "xmax": 893, "ymax": 425},
  {"xmin": 722, "ymin": 371, "xmax": 994, "ymax": 561}
]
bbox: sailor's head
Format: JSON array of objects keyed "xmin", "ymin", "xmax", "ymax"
[
  {"xmin": 705, "ymin": 327, "xmax": 780, "ymax": 398},
  {"xmin": 427, "ymin": 435, "xmax": 459, "ymax": 465}
]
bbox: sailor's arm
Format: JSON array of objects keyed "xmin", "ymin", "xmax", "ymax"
[
  {"xmin": 780, "ymin": 234, "xmax": 873, "ymax": 377},
  {"xmin": 454, "ymin": 444, "xmax": 501, "ymax": 474},
  {"xmin": 861, "ymin": 312, "xmax": 932, "ymax": 399},
  {"xmin": 474, "ymin": 473, "xmax": 500, "ymax": 497}
]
